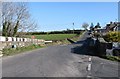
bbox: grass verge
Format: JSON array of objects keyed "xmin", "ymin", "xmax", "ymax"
[
  {"xmin": 2, "ymin": 44, "xmax": 44, "ymax": 56},
  {"xmin": 46, "ymin": 32, "xmax": 84, "ymax": 46},
  {"xmin": 101, "ymin": 56, "xmax": 120, "ymax": 62}
]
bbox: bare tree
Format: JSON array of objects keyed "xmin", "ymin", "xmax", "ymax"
[
  {"xmin": 2, "ymin": 2, "xmax": 15, "ymax": 36},
  {"xmin": 82, "ymin": 22, "xmax": 89, "ymax": 30},
  {"xmin": 17, "ymin": 19, "xmax": 38, "ymax": 37},
  {"xmin": 2, "ymin": 2, "xmax": 37, "ymax": 37}
]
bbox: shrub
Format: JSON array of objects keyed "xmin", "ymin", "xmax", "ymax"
[{"xmin": 103, "ymin": 31, "xmax": 120, "ymax": 42}]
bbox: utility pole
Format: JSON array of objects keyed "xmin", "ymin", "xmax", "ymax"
[{"xmin": 72, "ymin": 22, "xmax": 74, "ymax": 34}]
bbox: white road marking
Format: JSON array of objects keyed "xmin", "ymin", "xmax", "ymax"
[
  {"xmin": 89, "ymin": 57, "xmax": 92, "ymax": 62},
  {"xmin": 87, "ymin": 75, "xmax": 92, "ymax": 78},
  {"xmin": 87, "ymin": 64, "xmax": 91, "ymax": 71}
]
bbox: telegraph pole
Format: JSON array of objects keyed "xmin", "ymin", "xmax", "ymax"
[{"xmin": 72, "ymin": 22, "xmax": 74, "ymax": 34}]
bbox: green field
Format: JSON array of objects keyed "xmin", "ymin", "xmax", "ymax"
[{"xmin": 26, "ymin": 34, "xmax": 78, "ymax": 41}]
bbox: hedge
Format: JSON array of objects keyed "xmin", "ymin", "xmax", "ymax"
[{"xmin": 103, "ymin": 31, "xmax": 120, "ymax": 42}]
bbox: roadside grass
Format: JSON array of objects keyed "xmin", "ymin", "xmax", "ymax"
[
  {"xmin": 51, "ymin": 35, "xmax": 80, "ymax": 45},
  {"xmin": 2, "ymin": 44, "xmax": 44, "ymax": 56},
  {"xmin": 25, "ymin": 34, "xmax": 77, "ymax": 41},
  {"xmin": 45, "ymin": 32, "xmax": 84, "ymax": 45},
  {"xmin": 101, "ymin": 56, "xmax": 120, "ymax": 62}
]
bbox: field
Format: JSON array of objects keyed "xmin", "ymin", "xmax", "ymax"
[{"xmin": 26, "ymin": 34, "xmax": 78, "ymax": 41}]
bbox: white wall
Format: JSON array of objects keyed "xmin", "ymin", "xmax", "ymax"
[{"xmin": 0, "ymin": 36, "xmax": 6, "ymax": 41}]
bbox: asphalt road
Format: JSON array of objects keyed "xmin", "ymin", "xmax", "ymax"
[{"xmin": 2, "ymin": 32, "xmax": 120, "ymax": 78}]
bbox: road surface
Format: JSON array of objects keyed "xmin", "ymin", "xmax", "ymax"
[{"xmin": 2, "ymin": 32, "xmax": 120, "ymax": 78}]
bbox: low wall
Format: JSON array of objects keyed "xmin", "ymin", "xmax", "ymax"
[{"xmin": 0, "ymin": 36, "xmax": 45, "ymax": 50}]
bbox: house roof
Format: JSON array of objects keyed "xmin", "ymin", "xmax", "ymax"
[{"xmin": 106, "ymin": 22, "xmax": 119, "ymax": 29}]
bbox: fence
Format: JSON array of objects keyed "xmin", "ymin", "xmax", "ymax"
[{"xmin": 0, "ymin": 36, "xmax": 45, "ymax": 51}]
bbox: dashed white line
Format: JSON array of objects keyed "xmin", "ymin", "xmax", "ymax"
[
  {"xmin": 87, "ymin": 64, "xmax": 91, "ymax": 71},
  {"xmin": 87, "ymin": 75, "xmax": 92, "ymax": 78},
  {"xmin": 86, "ymin": 57, "xmax": 92, "ymax": 77},
  {"xmin": 88, "ymin": 57, "xmax": 92, "ymax": 62}
]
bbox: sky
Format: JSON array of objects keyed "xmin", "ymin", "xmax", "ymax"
[{"xmin": 28, "ymin": 2, "xmax": 118, "ymax": 32}]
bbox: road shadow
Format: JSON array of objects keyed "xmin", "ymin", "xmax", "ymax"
[
  {"xmin": 74, "ymin": 40, "xmax": 85, "ymax": 44},
  {"xmin": 67, "ymin": 38, "xmax": 75, "ymax": 43},
  {"xmin": 71, "ymin": 37, "xmax": 96, "ymax": 56},
  {"xmin": 67, "ymin": 38, "xmax": 86, "ymax": 45}
]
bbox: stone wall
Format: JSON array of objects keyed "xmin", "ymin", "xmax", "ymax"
[{"xmin": 0, "ymin": 36, "xmax": 45, "ymax": 56}]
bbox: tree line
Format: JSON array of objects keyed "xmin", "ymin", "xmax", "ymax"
[{"xmin": 23, "ymin": 29, "xmax": 84, "ymax": 35}]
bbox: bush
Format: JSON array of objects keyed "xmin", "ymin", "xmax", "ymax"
[
  {"xmin": 101, "ymin": 56, "xmax": 120, "ymax": 62},
  {"xmin": 103, "ymin": 31, "xmax": 120, "ymax": 42}
]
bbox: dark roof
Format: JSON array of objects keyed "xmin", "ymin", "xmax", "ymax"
[
  {"xmin": 106, "ymin": 23, "xmax": 116, "ymax": 29},
  {"xmin": 106, "ymin": 24, "xmax": 110, "ymax": 26}
]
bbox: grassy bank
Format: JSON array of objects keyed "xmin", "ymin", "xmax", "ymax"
[
  {"xmin": 101, "ymin": 56, "xmax": 120, "ymax": 62},
  {"xmin": 46, "ymin": 32, "xmax": 84, "ymax": 45},
  {"xmin": 2, "ymin": 44, "xmax": 44, "ymax": 56}
]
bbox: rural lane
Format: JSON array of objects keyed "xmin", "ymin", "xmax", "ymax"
[{"xmin": 2, "ymin": 32, "xmax": 120, "ymax": 78}]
